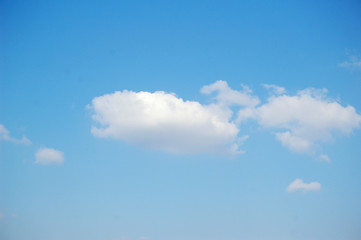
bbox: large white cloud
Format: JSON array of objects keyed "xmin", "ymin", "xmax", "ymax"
[
  {"xmin": 35, "ymin": 147, "xmax": 64, "ymax": 165},
  {"xmin": 286, "ymin": 179, "xmax": 321, "ymax": 193},
  {"xmin": 90, "ymin": 88, "xmax": 250, "ymax": 154},
  {"xmin": 89, "ymin": 81, "xmax": 361, "ymax": 155},
  {"xmin": 0, "ymin": 124, "xmax": 31, "ymax": 145},
  {"xmin": 238, "ymin": 89, "xmax": 361, "ymax": 152}
]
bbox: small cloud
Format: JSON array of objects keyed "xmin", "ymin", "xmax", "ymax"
[
  {"xmin": 201, "ymin": 80, "xmax": 260, "ymax": 107},
  {"xmin": 0, "ymin": 212, "xmax": 4, "ymax": 220},
  {"xmin": 319, "ymin": 154, "xmax": 331, "ymax": 163},
  {"xmin": 0, "ymin": 124, "xmax": 31, "ymax": 145},
  {"xmin": 286, "ymin": 178, "xmax": 321, "ymax": 193},
  {"xmin": 275, "ymin": 131, "xmax": 311, "ymax": 152},
  {"xmin": 338, "ymin": 56, "xmax": 361, "ymax": 70},
  {"xmin": 35, "ymin": 147, "xmax": 64, "ymax": 165},
  {"xmin": 297, "ymin": 87, "xmax": 328, "ymax": 99},
  {"xmin": 262, "ymin": 84, "xmax": 286, "ymax": 95}
]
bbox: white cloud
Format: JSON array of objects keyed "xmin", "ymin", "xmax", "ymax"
[
  {"xmin": 238, "ymin": 90, "xmax": 361, "ymax": 152},
  {"xmin": 90, "ymin": 88, "xmax": 249, "ymax": 154},
  {"xmin": 287, "ymin": 179, "xmax": 321, "ymax": 192},
  {"xmin": 0, "ymin": 124, "xmax": 31, "ymax": 145},
  {"xmin": 262, "ymin": 84, "xmax": 286, "ymax": 95},
  {"xmin": 275, "ymin": 131, "xmax": 311, "ymax": 152},
  {"xmin": 35, "ymin": 147, "xmax": 64, "ymax": 165},
  {"xmin": 201, "ymin": 80, "xmax": 260, "ymax": 107},
  {"xmin": 89, "ymin": 81, "xmax": 361, "ymax": 155},
  {"xmin": 338, "ymin": 56, "xmax": 361, "ymax": 70},
  {"xmin": 319, "ymin": 154, "xmax": 331, "ymax": 163}
]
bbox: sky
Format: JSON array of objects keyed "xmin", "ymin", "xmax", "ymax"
[{"xmin": 1, "ymin": 1, "xmax": 361, "ymax": 240}]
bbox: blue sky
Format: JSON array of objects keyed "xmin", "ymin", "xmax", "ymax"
[{"xmin": 1, "ymin": 1, "xmax": 361, "ymax": 240}]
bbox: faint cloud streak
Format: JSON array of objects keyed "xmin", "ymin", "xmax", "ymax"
[
  {"xmin": 0, "ymin": 124, "xmax": 31, "ymax": 145},
  {"xmin": 287, "ymin": 179, "xmax": 321, "ymax": 193}
]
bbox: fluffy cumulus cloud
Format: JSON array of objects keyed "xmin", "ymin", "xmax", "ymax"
[
  {"xmin": 238, "ymin": 89, "xmax": 361, "ymax": 152},
  {"xmin": 286, "ymin": 179, "xmax": 321, "ymax": 193},
  {"xmin": 89, "ymin": 81, "xmax": 361, "ymax": 155},
  {"xmin": 89, "ymin": 84, "xmax": 251, "ymax": 154},
  {"xmin": 35, "ymin": 147, "xmax": 64, "ymax": 165},
  {"xmin": 0, "ymin": 124, "xmax": 31, "ymax": 145}
]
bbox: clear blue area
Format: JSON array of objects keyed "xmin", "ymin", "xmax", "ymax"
[{"xmin": 1, "ymin": 1, "xmax": 361, "ymax": 240}]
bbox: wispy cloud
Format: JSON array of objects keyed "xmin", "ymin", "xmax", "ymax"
[
  {"xmin": 286, "ymin": 179, "xmax": 321, "ymax": 193},
  {"xmin": 35, "ymin": 147, "xmax": 64, "ymax": 165},
  {"xmin": 262, "ymin": 84, "xmax": 286, "ymax": 95},
  {"xmin": 201, "ymin": 80, "xmax": 260, "ymax": 107},
  {"xmin": 0, "ymin": 124, "xmax": 31, "ymax": 145},
  {"xmin": 319, "ymin": 154, "xmax": 331, "ymax": 163},
  {"xmin": 338, "ymin": 56, "xmax": 361, "ymax": 70},
  {"xmin": 0, "ymin": 211, "xmax": 18, "ymax": 220}
]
